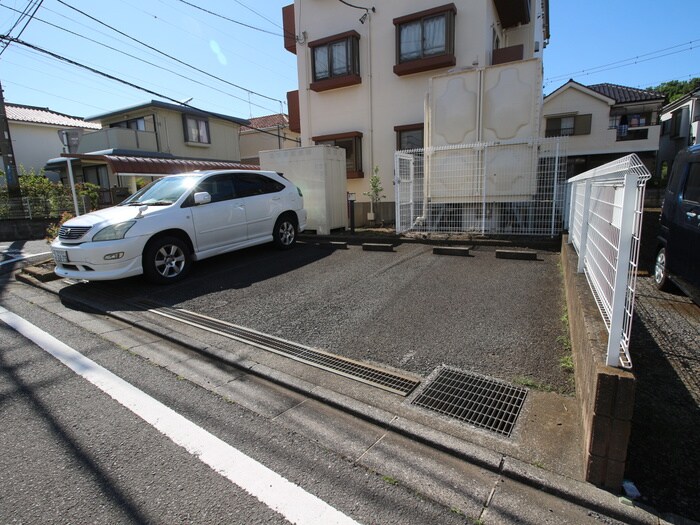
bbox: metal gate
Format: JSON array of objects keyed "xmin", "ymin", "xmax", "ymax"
[{"xmin": 394, "ymin": 138, "xmax": 567, "ymax": 236}]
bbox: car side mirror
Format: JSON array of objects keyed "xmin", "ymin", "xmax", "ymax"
[{"xmin": 193, "ymin": 191, "xmax": 211, "ymax": 205}]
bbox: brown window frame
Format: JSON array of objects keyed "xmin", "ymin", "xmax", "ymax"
[
  {"xmin": 545, "ymin": 114, "xmax": 592, "ymax": 137},
  {"xmin": 394, "ymin": 123, "xmax": 424, "ymax": 150},
  {"xmin": 309, "ymin": 31, "xmax": 361, "ymax": 92},
  {"xmin": 312, "ymin": 131, "xmax": 363, "ymax": 179},
  {"xmin": 182, "ymin": 114, "xmax": 211, "ymax": 144},
  {"xmin": 393, "ymin": 4, "xmax": 456, "ymax": 77}
]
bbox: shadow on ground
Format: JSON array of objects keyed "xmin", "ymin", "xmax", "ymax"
[{"xmin": 624, "ymin": 209, "xmax": 700, "ymax": 521}]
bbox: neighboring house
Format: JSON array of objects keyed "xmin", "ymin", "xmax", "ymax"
[
  {"xmin": 44, "ymin": 100, "xmax": 253, "ymax": 204},
  {"xmin": 282, "ymin": 0, "xmax": 550, "ymax": 217},
  {"xmin": 239, "ymin": 113, "xmax": 300, "ymax": 165},
  {"xmin": 542, "ymin": 81, "xmax": 664, "ymax": 178},
  {"xmin": 4, "ymin": 103, "xmax": 101, "ymax": 175},
  {"xmin": 657, "ymin": 88, "xmax": 700, "ymax": 181}
]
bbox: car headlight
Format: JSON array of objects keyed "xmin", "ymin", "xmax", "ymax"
[{"xmin": 92, "ymin": 221, "xmax": 136, "ymax": 241}]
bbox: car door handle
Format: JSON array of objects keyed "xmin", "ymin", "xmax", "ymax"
[
  {"xmin": 687, "ymin": 211, "xmax": 697, "ymax": 218},
  {"xmin": 272, "ymin": 197, "xmax": 281, "ymax": 201}
]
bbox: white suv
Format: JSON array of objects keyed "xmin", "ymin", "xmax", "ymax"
[{"xmin": 51, "ymin": 170, "xmax": 307, "ymax": 283}]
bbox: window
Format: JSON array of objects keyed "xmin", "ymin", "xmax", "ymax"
[
  {"xmin": 183, "ymin": 115, "xmax": 210, "ymax": 144},
  {"xmin": 683, "ymin": 163, "xmax": 700, "ymax": 203},
  {"xmin": 234, "ymin": 173, "xmax": 285, "ymax": 197},
  {"xmin": 393, "ymin": 4, "xmax": 456, "ymax": 76},
  {"xmin": 196, "ymin": 175, "xmax": 235, "ymax": 203},
  {"xmin": 313, "ymin": 131, "xmax": 363, "ymax": 178},
  {"xmin": 309, "ymin": 31, "xmax": 361, "ymax": 92},
  {"xmin": 395, "ymin": 124, "xmax": 424, "ymax": 150},
  {"xmin": 545, "ymin": 114, "xmax": 591, "ymax": 137},
  {"xmin": 110, "ymin": 117, "xmax": 146, "ymax": 131}
]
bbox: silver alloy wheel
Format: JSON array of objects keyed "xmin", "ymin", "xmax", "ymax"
[
  {"xmin": 278, "ymin": 220, "xmax": 295, "ymax": 246},
  {"xmin": 154, "ymin": 243, "xmax": 186, "ymax": 278},
  {"xmin": 654, "ymin": 248, "xmax": 666, "ymax": 285}
]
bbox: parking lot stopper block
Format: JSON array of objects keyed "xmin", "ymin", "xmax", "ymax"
[
  {"xmin": 433, "ymin": 246, "xmax": 471, "ymax": 256},
  {"xmin": 362, "ymin": 243, "xmax": 395, "ymax": 252},
  {"xmin": 495, "ymin": 249, "xmax": 538, "ymax": 260},
  {"xmin": 317, "ymin": 241, "xmax": 349, "ymax": 250}
]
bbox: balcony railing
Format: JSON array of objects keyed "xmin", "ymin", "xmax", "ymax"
[{"xmin": 78, "ymin": 127, "xmax": 158, "ymax": 153}]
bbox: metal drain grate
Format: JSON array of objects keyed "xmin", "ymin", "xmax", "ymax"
[
  {"xmin": 412, "ymin": 368, "xmax": 527, "ymax": 436},
  {"xmin": 135, "ymin": 300, "xmax": 420, "ymax": 396}
]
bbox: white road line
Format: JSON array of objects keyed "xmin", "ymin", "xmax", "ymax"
[
  {"xmin": 0, "ymin": 252, "xmax": 52, "ymax": 267},
  {"xmin": 0, "ymin": 306, "xmax": 360, "ymax": 525}
]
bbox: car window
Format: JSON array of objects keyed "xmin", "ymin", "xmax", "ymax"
[
  {"xmin": 234, "ymin": 173, "xmax": 284, "ymax": 197},
  {"xmin": 683, "ymin": 163, "xmax": 700, "ymax": 203},
  {"xmin": 197, "ymin": 174, "xmax": 236, "ymax": 203}
]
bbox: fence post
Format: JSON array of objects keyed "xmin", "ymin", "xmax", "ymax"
[
  {"xmin": 24, "ymin": 197, "xmax": 32, "ymax": 220},
  {"xmin": 605, "ymin": 172, "xmax": 638, "ymax": 367},
  {"xmin": 567, "ymin": 183, "xmax": 576, "ymax": 243},
  {"xmin": 481, "ymin": 144, "xmax": 487, "ymax": 234}
]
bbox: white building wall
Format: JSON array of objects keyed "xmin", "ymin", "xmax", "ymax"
[
  {"xmin": 294, "ymin": 0, "xmax": 502, "ymax": 204},
  {"xmin": 10, "ymin": 122, "xmax": 68, "ymax": 174}
]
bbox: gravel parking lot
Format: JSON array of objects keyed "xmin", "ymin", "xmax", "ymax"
[{"xmin": 88, "ymin": 241, "xmax": 571, "ymax": 393}]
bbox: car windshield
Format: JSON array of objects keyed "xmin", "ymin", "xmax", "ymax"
[{"xmin": 120, "ymin": 175, "xmax": 201, "ymax": 206}]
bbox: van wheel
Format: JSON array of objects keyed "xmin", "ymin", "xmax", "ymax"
[
  {"xmin": 273, "ymin": 215, "xmax": 297, "ymax": 250},
  {"xmin": 143, "ymin": 236, "xmax": 191, "ymax": 284},
  {"xmin": 653, "ymin": 246, "xmax": 672, "ymax": 291}
]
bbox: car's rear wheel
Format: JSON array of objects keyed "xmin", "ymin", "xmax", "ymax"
[
  {"xmin": 143, "ymin": 236, "xmax": 191, "ymax": 284},
  {"xmin": 273, "ymin": 214, "xmax": 297, "ymax": 250},
  {"xmin": 653, "ymin": 246, "xmax": 672, "ymax": 291}
]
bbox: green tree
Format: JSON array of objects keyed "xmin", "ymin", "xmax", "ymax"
[{"xmin": 648, "ymin": 78, "xmax": 700, "ymax": 103}]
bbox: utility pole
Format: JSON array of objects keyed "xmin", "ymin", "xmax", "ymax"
[{"xmin": 0, "ymin": 79, "xmax": 21, "ymax": 201}]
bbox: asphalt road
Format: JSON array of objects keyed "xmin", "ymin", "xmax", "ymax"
[
  {"xmin": 70, "ymin": 241, "xmax": 570, "ymax": 392},
  {"xmin": 0, "ymin": 287, "xmax": 467, "ymax": 525}
]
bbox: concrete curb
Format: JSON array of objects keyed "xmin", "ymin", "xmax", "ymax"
[{"xmin": 14, "ymin": 269, "xmax": 662, "ymax": 525}]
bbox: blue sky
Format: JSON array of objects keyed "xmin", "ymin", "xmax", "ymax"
[{"xmin": 1, "ymin": 0, "xmax": 698, "ymax": 121}]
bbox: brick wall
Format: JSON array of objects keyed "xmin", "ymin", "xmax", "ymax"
[{"xmin": 561, "ymin": 237, "xmax": 636, "ymax": 490}]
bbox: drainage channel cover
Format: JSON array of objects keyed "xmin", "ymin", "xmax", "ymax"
[
  {"xmin": 134, "ymin": 300, "xmax": 420, "ymax": 396},
  {"xmin": 411, "ymin": 368, "xmax": 527, "ymax": 437}
]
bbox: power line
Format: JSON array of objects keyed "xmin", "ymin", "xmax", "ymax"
[
  {"xmin": 0, "ymin": 0, "xmax": 42, "ymax": 56},
  {"xmin": 55, "ymin": 0, "xmax": 284, "ymax": 105},
  {"xmin": 0, "ymin": 3, "xmax": 280, "ymax": 114},
  {"xmin": 173, "ymin": 0, "xmax": 285, "ymax": 37},
  {"xmin": 231, "ymin": 0, "xmax": 285, "ymax": 30},
  {"xmin": 0, "ymin": 35, "xmax": 299, "ymax": 144},
  {"xmin": 544, "ymin": 39, "xmax": 700, "ymax": 86}
]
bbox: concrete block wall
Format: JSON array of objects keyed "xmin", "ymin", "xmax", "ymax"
[
  {"xmin": 561, "ymin": 237, "xmax": 636, "ymax": 490},
  {"xmin": 0, "ymin": 219, "xmax": 51, "ymax": 241}
]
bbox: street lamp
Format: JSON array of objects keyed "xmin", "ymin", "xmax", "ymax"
[{"xmin": 57, "ymin": 128, "xmax": 83, "ymax": 216}]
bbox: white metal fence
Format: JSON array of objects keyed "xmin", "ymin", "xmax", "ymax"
[
  {"xmin": 567, "ymin": 154, "xmax": 651, "ymax": 369},
  {"xmin": 394, "ymin": 138, "xmax": 567, "ymax": 236}
]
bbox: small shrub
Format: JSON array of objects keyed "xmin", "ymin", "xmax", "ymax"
[{"xmin": 45, "ymin": 211, "xmax": 73, "ymax": 243}]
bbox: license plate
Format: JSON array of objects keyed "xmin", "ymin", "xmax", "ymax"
[{"xmin": 52, "ymin": 249, "xmax": 69, "ymax": 263}]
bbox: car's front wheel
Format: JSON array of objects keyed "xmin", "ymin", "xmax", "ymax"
[
  {"xmin": 143, "ymin": 236, "xmax": 191, "ymax": 284},
  {"xmin": 653, "ymin": 246, "xmax": 672, "ymax": 291},
  {"xmin": 273, "ymin": 214, "xmax": 297, "ymax": 250}
]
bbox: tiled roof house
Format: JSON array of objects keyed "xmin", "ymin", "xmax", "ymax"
[
  {"xmin": 5, "ymin": 103, "xmax": 100, "ymax": 174},
  {"xmin": 542, "ymin": 80, "xmax": 664, "ymax": 178},
  {"xmin": 239, "ymin": 113, "xmax": 300, "ymax": 165}
]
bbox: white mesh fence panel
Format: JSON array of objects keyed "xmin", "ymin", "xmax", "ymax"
[
  {"xmin": 395, "ymin": 138, "xmax": 567, "ymax": 236},
  {"xmin": 566, "ymin": 154, "xmax": 650, "ymax": 369}
]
